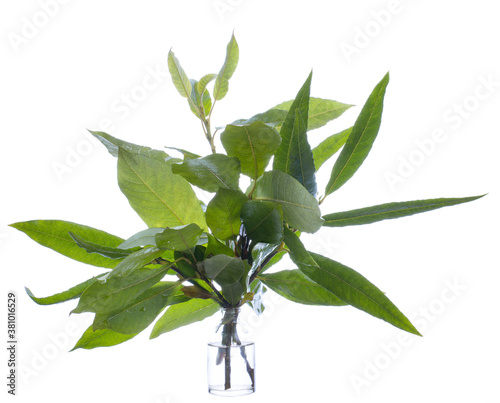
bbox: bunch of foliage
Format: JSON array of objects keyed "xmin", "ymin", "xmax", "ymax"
[{"xmin": 11, "ymin": 34, "xmax": 482, "ymax": 351}]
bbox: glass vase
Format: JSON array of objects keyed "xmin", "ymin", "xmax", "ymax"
[{"xmin": 207, "ymin": 307, "xmax": 255, "ymax": 396}]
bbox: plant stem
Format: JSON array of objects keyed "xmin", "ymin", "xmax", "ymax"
[{"xmin": 248, "ymin": 242, "xmax": 283, "ymax": 284}]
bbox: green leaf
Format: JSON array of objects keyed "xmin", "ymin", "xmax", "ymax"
[
  {"xmin": 274, "ymin": 97, "xmax": 353, "ymax": 131},
  {"xmin": 230, "ymin": 108, "xmax": 288, "ymax": 128},
  {"xmin": 25, "ymin": 274, "xmax": 106, "ymax": 305},
  {"xmin": 90, "ymin": 131, "xmax": 169, "ymax": 161},
  {"xmin": 168, "ymin": 49, "xmax": 192, "ymax": 98},
  {"xmin": 204, "ymin": 254, "xmax": 245, "ymax": 286},
  {"xmin": 205, "ymin": 234, "xmax": 234, "ymax": 258},
  {"xmin": 274, "ymin": 72, "xmax": 316, "ymax": 195},
  {"xmin": 72, "ymin": 258, "xmax": 172, "ymax": 314},
  {"xmin": 312, "ymin": 127, "xmax": 352, "ymax": 171},
  {"xmin": 69, "ymin": 232, "xmax": 140, "ymax": 259},
  {"xmin": 221, "ymin": 121, "xmax": 281, "ymax": 181},
  {"xmin": 324, "ymin": 73, "xmax": 390, "ymax": 197},
  {"xmin": 150, "ymin": 298, "xmax": 220, "ymax": 339},
  {"xmin": 71, "ymin": 326, "xmax": 138, "ymax": 351},
  {"xmin": 188, "ymin": 78, "xmax": 212, "ymax": 119},
  {"xmin": 117, "ymin": 148, "xmax": 206, "ymax": 230},
  {"xmin": 104, "ymin": 247, "xmax": 165, "ymax": 278},
  {"xmin": 259, "ymin": 270, "xmax": 347, "ymax": 306},
  {"xmin": 253, "ymin": 170, "xmax": 324, "ymax": 233},
  {"xmin": 206, "ymin": 188, "xmax": 248, "ymax": 240},
  {"xmin": 284, "ymin": 228, "xmax": 420, "ymax": 335},
  {"xmin": 322, "ymin": 195, "xmax": 485, "ymax": 227},
  {"xmin": 221, "ymin": 282, "xmax": 245, "ymax": 306},
  {"xmin": 93, "ymin": 281, "xmax": 188, "ymax": 334},
  {"xmin": 213, "ymin": 34, "xmax": 239, "ymax": 101},
  {"xmin": 164, "ymin": 147, "xmax": 201, "ymax": 160},
  {"xmin": 10, "ymin": 220, "xmax": 124, "ymax": 269},
  {"xmin": 172, "ymin": 154, "xmax": 241, "ymax": 192},
  {"xmin": 118, "ymin": 228, "xmax": 165, "ymax": 249},
  {"xmin": 155, "ymin": 224, "xmax": 203, "ymax": 251},
  {"xmin": 241, "ymin": 201, "xmax": 283, "ymax": 245},
  {"xmin": 197, "ymin": 73, "xmax": 217, "ymax": 97}
]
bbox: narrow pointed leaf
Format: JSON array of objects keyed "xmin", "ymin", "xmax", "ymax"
[
  {"xmin": 273, "ymin": 73, "xmax": 317, "ymax": 195},
  {"xmin": 155, "ymin": 224, "xmax": 203, "ymax": 250},
  {"xmin": 168, "ymin": 49, "xmax": 192, "ymax": 98},
  {"xmin": 274, "ymin": 97, "xmax": 354, "ymax": 131},
  {"xmin": 206, "ymin": 188, "xmax": 248, "ymax": 240},
  {"xmin": 172, "ymin": 154, "xmax": 241, "ymax": 192},
  {"xmin": 150, "ymin": 298, "xmax": 220, "ymax": 339},
  {"xmin": 93, "ymin": 281, "xmax": 188, "ymax": 334},
  {"xmin": 253, "ymin": 170, "xmax": 324, "ymax": 233},
  {"xmin": 241, "ymin": 201, "xmax": 283, "ymax": 244},
  {"xmin": 71, "ymin": 326, "xmax": 138, "ymax": 351},
  {"xmin": 118, "ymin": 228, "xmax": 165, "ymax": 249},
  {"xmin": 221, "ymin": 121, "xmax": 281, "ymax": 181},
  {"xmin": 325, "ymin": 73, "xmax": 390, "ymax": 196},
  {"xmin": 197, "ymin": 73, "xmax": 217, "ymax": 96},
  {"xmin": 259, "ymin": 270, "xmax": 347, "ymax": 306},
  {"xmin": 213, "ymin": 34, "xmax": 239, "ymax": 101},
  {"xmin": 322, "ymin": 195, "xmax": 485, "ymax": 227},
  {"xmin": 284, "ymin": 228, "xmax": 420, "ymax": 335},
  {"xmin": 164, "ymin": 147, "xmax": 200, "ymax": 160},
  {"xmin": 25, "ymin": 274, "xmax": 106, "ymax": 305},
  {"xmin": 117, "ymin": 148, "xmax": 206, "ymax": 230},
  {"xmin": 312, "ymin": 127, "xmax": 352, "ymax": 170},
  {"xmin": 69, "ymin": 232, "xmax": 140, "ymax": 259},
  {"xmin": 90, "ymin": 131, "xmax": 169, "ymax": 161},
  {"xmin": 105, "ymin": 247, "xmax": 165, "ymax": 278},
  {"xmin": 9, "ymin": 220, "xmax": 124, "ymax": 268}
]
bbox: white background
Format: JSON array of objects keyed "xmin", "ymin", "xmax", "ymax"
[{"xmin": 1, "ymin": 1, "xmax": 499, "ymax": 402}]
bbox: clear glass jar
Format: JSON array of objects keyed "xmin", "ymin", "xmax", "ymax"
[{"xmin": 207, "ymin": 307, "xmax": 255, "ymax": 396}]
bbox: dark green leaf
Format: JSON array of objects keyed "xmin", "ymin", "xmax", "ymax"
[
  {"xmin": 273, "ymin": 72, "xmax": 317, "ymax": 195},
  {"xmin": 25, "ymin": 274, "xmax": 106, "ymax": 305},
  {"xmin": 204, "ymin": 254, "xmax": 245, "ymax": 286},
  {"xmin": 71, "ymin": 326, "xmax": 138, "ymax": 351},
  {"xmin": 324, "ymin": 73, "xmax": 389, "ymax": 197},
  {"xmin": 221, "ymin": 282, "xmax": 245, "ymax": 306},
  {"xmin": 284, "ymin": 228, "xmax": 420, "ymax": 335},
  {"xmin": 155, "ymin": 224, "xmax": 203, "ymax": 251},
  {"xmin": 93, "ymin": 281, "xmax": 187, "ymax": 334},
  {"xmin": 259, "ymin": 269, "xmax": 347, "ymax": 306},
  {"xmin": 253, "ymin": 170, "xmax": 324, "ymax": 233},
  {"xmin": 221, "ymin": 121, "xmax": 281, "ymax": 181},
  {"xmin": 172, "ymin": 154, "xmax": 241, "ymax": 192},
  {"xmin": 322, "ymin": 195, "xmax": 485, "ymax": 227},
  {"xmin": 206, "ymin": 188, "xmax": 248, "ymax": 240},
  {"xmin": 205, "ymin": 234, "xmax": 234, "ymax": 258},
  {"xmin": 312, "ymin": 127, "xmax": 352, "ymax": 171},
  {"xmin": 213, "ymin": 34, "xmax": 239, "ymax": 101},
  {"xmin": 150, "ymin": 299, "xmax": 220, "ymax": 339},
  {"xmin": 274, "ymin": 97, "xmax": 353, "ymax": 131},
  {"xmin": 10, "ymin": 220, "xmax": 124, "ymax": 269},
  {"xmin": 241, "ymin": 201, "xmax": 283, "ymax": 244},
  {"xmin": 69, "ymin": 232, "xmax": 140, "ymax": 259},
  {"xmin": 117, "ymin": 148, "xmax": 206, "ymax": 230},
  {"xmin": 168, "ymin": 49, "xmax": 192, "ymax": 98}
]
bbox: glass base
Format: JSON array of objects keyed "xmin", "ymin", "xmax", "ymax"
[{"xmin": 208, "ymin": 385, "xmax": 255, "ymax": 397}]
